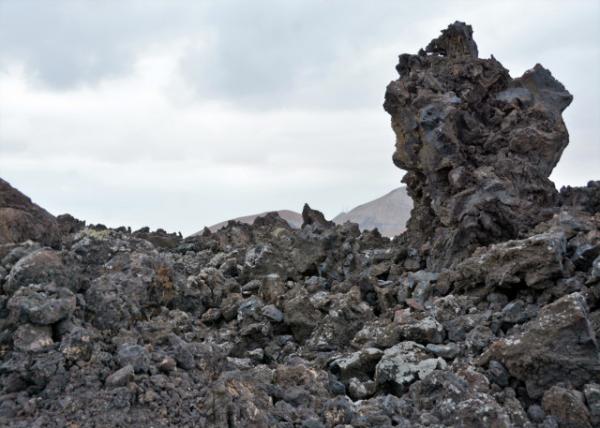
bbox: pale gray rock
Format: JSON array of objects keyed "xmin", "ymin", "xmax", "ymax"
[
  {"xmin": 13, "ymin": 324, "xmax": 53, "ymax": 353},
  {"xmin": 375, "ymin": 341, "xmax": 445, "ymax": 389},
  {"xmin": 106, "ymin": 365, "xmax": 134, "ymax": 387}
]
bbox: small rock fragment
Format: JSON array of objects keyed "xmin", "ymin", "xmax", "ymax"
[
  {"xmin": 117, "ymin": 344, "xmax": 150, "ymax": 373},
  {"xmin": 375, "ymin": 341, "xmax": 444, "ymax": 389},
  {"xmin": 13, "ymin": 324, "xmax": 53, "ymax": 352},
  {"xmin": 106, "ymin": 365, "xmax": 134, "ymax": 387}
]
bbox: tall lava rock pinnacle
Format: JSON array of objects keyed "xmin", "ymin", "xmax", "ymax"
[{"xmin": 384, "ymin": 22, "xmax": 573, "ymax": 269}]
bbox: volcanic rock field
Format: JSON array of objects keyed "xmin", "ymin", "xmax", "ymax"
[{"xmin": 1, "ymin": 22, "xmax": 599, "ymax": 428}]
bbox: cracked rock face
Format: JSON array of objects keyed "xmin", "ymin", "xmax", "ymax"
[{"xmin": 384, "ymin": 21, "xmax": 573, "ymax": 269}]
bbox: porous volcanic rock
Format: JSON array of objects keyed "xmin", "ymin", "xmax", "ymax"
[
  {"xmin": 479, "ymin": 292, "xmax": 600, "ymax": 399},
  {"xmin": 384, "ymin": 21, "xmax": 573, "ymax": 269}
]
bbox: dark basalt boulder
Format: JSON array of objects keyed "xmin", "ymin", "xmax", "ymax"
[
  {"xmin": 56, "ymin": 214, "xmax": 86, "ymax": 236},
  {"xmin": 384, "ymin": 21, "xmax": 573, "ymax": 269},
  {"xmin": 438, "ymin": 230, "xmax": 567, "ymax": 292},
  {"xmin": 3, "ymin": 247, "xmax": 70, "ymax": 294},
  {"xmin": 132, "ymin": 227, "xmax": 182, "ymax": 249},
  {"xmin": 302, "ymin": 203, "xmax": 335, "ymax": 230},
  {"xmin": 479, "ymin": 292, "xmax": 600, "ymax": 399},
  {"xmin": 542, "ymin": 385, "xmax": 593, "ymax": 428}
]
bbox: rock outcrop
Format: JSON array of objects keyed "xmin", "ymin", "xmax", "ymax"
[
  {"xmin": 333, "ymin": 187, "xmax": 412, "ymax": 237},
  {"xmin": 384, "ymin": 21, "xmax": 573, "ymax": 269},
  {"xmin": 0, "ymin": 179, "xmax": 60, "ymax": 249},
  {"xmin": 479, "ymin": 292, "xmax": 600, "ymax": 399},
  {"xmin": 0, "ymin": 22, "xmax": 599, "ymax": 428},
  {"xmin": 203, "ymin": 210, "xmax": 304, "ymax": 233},
  {"xmin": 202, "ymin": 186, "xmax": 413, "ymax": 238}
]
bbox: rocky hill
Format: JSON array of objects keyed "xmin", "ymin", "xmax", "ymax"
[
  {"xmin": 1, "ymin": 22, "xmax": 599, "ymax": 428},
  {"xmin": 204, "ymin": 210, "xmax": 304, "ymax": 233},
  {"xmin": 0, "ymin": 179, "xmax": 61, "ymax": 249},
  {"xmin": 333, "ymin": 187, "xmax": 412, "ymax": 237},
  {"xmin": 202, "ymin": 187, "xmax": 412, "ymax": 237}
]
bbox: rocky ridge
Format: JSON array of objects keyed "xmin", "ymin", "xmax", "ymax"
[
  {"xmin": 204, "ymin": 210, "xmax": 304, "ymax": 233},
  {"xmin": 0, "ymin": 179, "xmax": 61, "ymax": 249},
  {"xmin": 0, "ymin": 22, "xmax": 599, "ymax": 428},
  {"xmin": 202, "ymin": 186, "xmax": 412, "ymax": 238},
  {"xmin": 332, "ymin": 187, "xmax": 412, "ymax": 237}
]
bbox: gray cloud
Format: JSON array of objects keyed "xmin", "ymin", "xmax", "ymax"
[
  {"xmin": 0, "ymin": 1, "xmax": 208, "ymax": 87},
  {"xmin": 1, "ymin": 1, "xmax": 448, "ymax": 103},
  {"xmin": 178, "ymin": 1, "xmax": 454, "ymax": 109}
]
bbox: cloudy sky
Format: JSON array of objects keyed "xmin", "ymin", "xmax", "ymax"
[{"xmin": 1, "ymin": 1, "xmax": 598, "ymax": 235}]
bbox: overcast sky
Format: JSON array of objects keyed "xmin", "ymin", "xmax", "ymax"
[{"xmin": 1, "ymin": 1, "xmax": 598, "ymax": 235}]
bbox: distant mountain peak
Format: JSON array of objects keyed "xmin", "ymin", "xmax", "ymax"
[
  {"xmin": 196, "ymin": 187, "xmax": 412, "ymax": 237},
  {"xmin": 333, "ymin": 187, "xmax": 411, "ymax": 237}
]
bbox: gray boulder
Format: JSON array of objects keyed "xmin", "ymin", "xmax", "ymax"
[
  {"xmin": 7, "ymin": 283, "xmax": 76, "ymax": 325},
  {"xmin": 4, "ymin": 248, "xmax": 68, "ymax": 294},
  {"xmin": 479, "ymin": 292, "xmax": 600, "ymax": 398},
  {"xmin": 13, "ymin": 324, "xmax": 53, "ymax": 353},
  {"xmin": 375, "ymin": 341, "xmax": 446, "ymax": 390}
]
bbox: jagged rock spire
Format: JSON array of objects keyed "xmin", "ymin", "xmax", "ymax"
[
  {"xmin": 301, "ymin": 203, "xmax": 334, "ymax": 229},
  {"xmin": 385, "ymin": 22, "xmax": 573, "ymax": 269},
  {"xmin": 424, "ymin": 21, "xmax": 478, "ymax": 58}
]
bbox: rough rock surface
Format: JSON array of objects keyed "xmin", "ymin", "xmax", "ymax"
[
  {"xmin": 0, "ymin": 179, "xmax": 61, "ymax": 248},
  {"xmin": 479, "ymin": 292, "xmax": 600, "ymax": 399},
  {"xmin": 1, "ymin": 22, "xmax": 599, "ymax": 428},
  {"xmin": 384, "ymin": 21, "xmax": 573, "ymax": 269}
]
